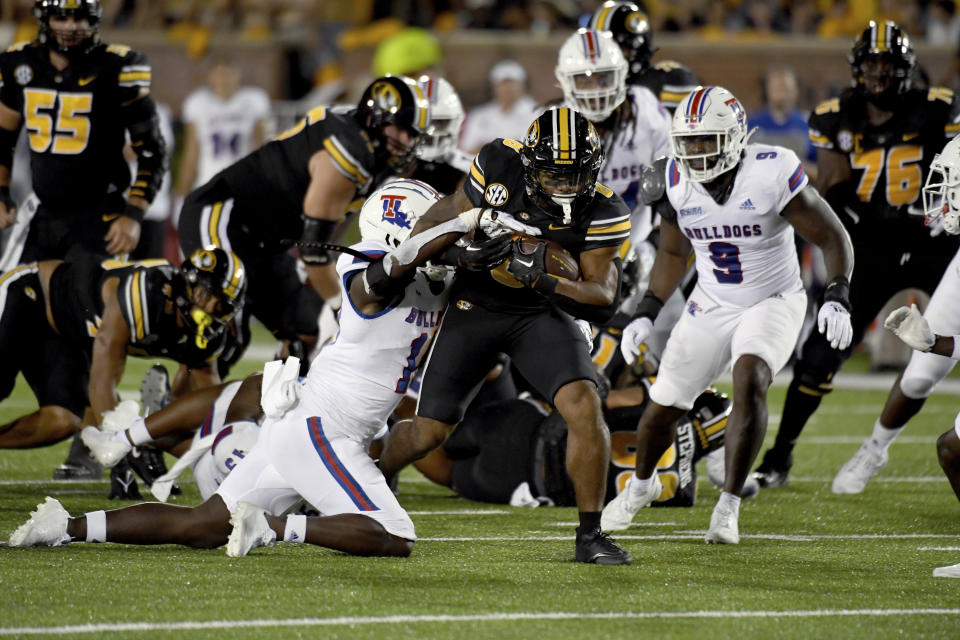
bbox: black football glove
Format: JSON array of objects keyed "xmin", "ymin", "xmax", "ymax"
[
  {"xmin": 506, "ymin": 239, "xmax": 557, "ymax": 295},
  {"xmin": 444, "ymin": 234, "xmax": 513, "ymax": 271}
]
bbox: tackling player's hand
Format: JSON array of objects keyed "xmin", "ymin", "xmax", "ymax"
[
  {"xmin": 506, "ymin": 239, "xmax": 556, "ymax": 295},
  {"xmin": 817, "ymin": 301, "xmax": 853, "ymax": 350},
  {"xmin": 884, "ymin": 303, "xmax": 934, "ymax": 352},
  {"xmin": 452, "ymin": 235, "xmax": 512, "ymax": 271},
  {"xmin": 479, "ymin": 209, "xmax": 540, "ymax": 238},
  {"xmin": 0, "ymin": 187, "xmax": 16, "ymax": 230},
  {"xmin": 620, "ymin": 316, "xmax": 654, "ymax": 363},
  {"xmin": 105, "ymin": 213, "xmax": 142, "ymax": 255}
]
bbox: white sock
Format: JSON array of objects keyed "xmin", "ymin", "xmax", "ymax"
[
  {"xmin": 85, "ymin": 510, "xmax": 107, "ymax": 543},
  {"xmin": 870, "ymin": 419, "xmax": 904, "ymax": 453},
  {"xmin": 717, "ymin": 492, "xmax": 741, "ymax": 515},
  {"xmin": 127, "ymin": 417, "xmax": 152, "ymax": 446},
  {"xmin": 629, "ymin": 473, "xmax": 656, "ymax": 496},
  {"xmin": 284, "ymin": 514, "xmax": 306, "ymax": 543}
]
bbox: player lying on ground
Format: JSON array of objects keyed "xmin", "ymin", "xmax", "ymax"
[{"xmin": 9, "ymin": 179, "xmax": 538, "ymax": 557}]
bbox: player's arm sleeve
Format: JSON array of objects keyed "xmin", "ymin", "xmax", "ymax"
[
  {"xmin": 118, "ymin": 52, "xmax": 166, "ymax": 204},
  {"xmin": 464, "ymin": 142, "xmax": 500, "ymax": 208},
  {"xmin": 0, "ymin": 55, "xmax": 22, "ymax": 170},
  {"xmin": 553, "ymin": 255, "xmax": 624, "ymax": 324},
  {"xmin": 773, "ymin": 148, "xmax": 809, "ymax": 212},
  {"xmin": 943, "ymin": 90, "xmax": 960, "ymax": 140}
]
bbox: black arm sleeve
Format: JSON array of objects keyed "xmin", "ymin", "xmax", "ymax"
[{"xmin": 122, "ymin": 95, "xmax": 167, "ymax": 204}]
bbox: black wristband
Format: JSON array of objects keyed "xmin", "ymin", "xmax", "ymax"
[
  {"xmin": 823, "ymin": 275, "xmax": 851, "ymax": 311},
  {"xmin": 635, "ymin": 290, "xmax": 665, "ymax": 321},
  {"xmin": 121, "ymin": 202, "xmax": 145, "ymax": 223},
  {"xmin": 532, "ymin": 273, "xmax": 558, "ymax": 296},
  {"xmin": 0, "ymin": 186, "xmax": 13, "ymax": 206},
  {"xmin": 300, "ymin": 218, "xmax": 338, "ymax": 265}
]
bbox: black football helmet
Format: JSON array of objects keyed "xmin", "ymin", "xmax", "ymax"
[
  {"xmin": 355, "ymin": 75, "xmax": 431, "ymax": 173},
  {"xmin": 176, "ymin": 247, "xmax": 247, "ymax": 349},
  {"xmin": 589, "ymin": 1, "xmax": 653, "ymax": 78},
  {"xmin": 849, "ymin": 20, "xmax": 916, "ymax": 110},
  {"xmin": 521, "ymin": 107, "xmax": 604, "ymax": 223},
  {"xmin": 33, "ymin": 0, "xmax": 102, "ymax": 57}
]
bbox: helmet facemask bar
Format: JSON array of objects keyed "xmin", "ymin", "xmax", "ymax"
[
  {"xmin": 416, "ymin": 76, "xmax": 465, "ymax": 163},
  {"xmin": 670, "ymin": 87, "xmax": 750, "ymax": 183},
  {"xmin": 671, "ymin": 131, "xmax": 731, "ymax": 182},
  {"xmin": 34, "ymin": 0, "xmax": 102, "ymax": 57}
]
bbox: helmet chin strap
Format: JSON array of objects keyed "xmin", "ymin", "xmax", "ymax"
[{"xmin": 553, "ymin": 197, "xmax": 574, "ymax": 224}]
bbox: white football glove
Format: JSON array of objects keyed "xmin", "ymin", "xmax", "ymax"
[
  {"xmin": 883, "ymin": 303, "xmax": 934, "ymax": 352},
  {"xmin": 817, "ymin": 301, "xmax": 853, "ymax": 350},
  {"xmin": 261, "ymin": 357, "xmax": 302, "ymax": 419},
  {"xmin": 620, "ymin": 316, "xmax": 654, "ymax": 364},
  {"xmin": 458, "ymin": 207, "xmax": 541, "ymax": 238},
  {"xmin": 101, "ymin": 399, "xmax": 141, "ymax": 432}
]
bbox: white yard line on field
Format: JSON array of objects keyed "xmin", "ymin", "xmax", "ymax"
[{"xmin": 2, "ymin": 609, "xmax": 958, "ymax": 636}]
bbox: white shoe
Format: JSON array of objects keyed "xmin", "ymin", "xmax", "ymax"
[
  {"xmin": 832, "ymin": 438, "xmax": 888, "ymax": 494},
  {"xmin": 705, "ymin": 448, "xmax": 759, "ymax": 499},
  {"xmin": 226, "ymin": 502, "xmax": 276, "ymax": 557},
  {"xmin": 80, "ymin": 426, "xmax": 131, "ymax": 468},
  {"xmin": 705, "ymin": 500, "xmax": 740, "ymax": 545},
  {"xmin": 600, "ymin": 474, "xmax": 662, "ymax": 531},
  {"xmin": 933, "ymin": 562, "xmax": 960, "ymax": 578},
  {"xmin": 9, "ymin": 497, "xmax": 71, "ymax": 547}
]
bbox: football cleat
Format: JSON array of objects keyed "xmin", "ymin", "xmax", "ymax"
[
  {"xmin": 832, "ymin": 438, "xmax": 888, "ymax": 494},
  {"xmin": 933, "ymin": 562, "xmax": 960, "ymax": 578},
  {"xmin": 127, "ymin": 446, "xmax": 178, "ymax": 496},
  {"xmin": 705, "ymin": 448, "xmax": 760, "ymax": 498},
  {"xmin": 52, "ymin": 433, "xmax": 102, "ymax": 480},
  {"xmin": 705, "ymin": 500, "xmax": 740, "ymax": 545},
  {"xmin": 226, "ymin": 502, "xmax": 276, "ymax": 557},
  {"xmin": 751, "ymin": 465, "xmax": 791, "ymax": 489},
  {"xmin": 80, "ymin": 426, "xmax": 131, "ymax": 468},
  {"xmin": 108, "ymin": 459, "xmax": 142, "ymax": 500},
  {"xmin": 9, "ymin": 497, "xmax": 71, "ymax": 547},
  {"xmin": 600, "ymin": 473, "xmax": 662, "ymax": 531},
  {"xmin": 575, "ymin": 526, "xmax": 632, "ymax": 565},
  {"xmin": 140, "ymin": 364, "xmax": 172, "ymax": 417}
]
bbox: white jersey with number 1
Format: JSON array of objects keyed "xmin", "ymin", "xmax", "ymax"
[{"xmin": 664, "ymin": 143, "xmax": 809, "ymax": 308}]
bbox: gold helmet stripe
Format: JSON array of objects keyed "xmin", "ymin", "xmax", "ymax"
[{"xmin": 592, "ymin": 4, "xmax": 614, "ymax": 30}]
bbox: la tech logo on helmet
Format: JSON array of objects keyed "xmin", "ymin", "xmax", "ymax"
[{"xmin": 380, "ymin": 194, "xmax": 412, "ymax": 230}]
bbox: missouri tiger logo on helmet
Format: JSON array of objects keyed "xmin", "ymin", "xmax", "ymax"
[
  {"xmin": 848, "ymin": 20, "xmax": 916, "ymax": 110},
  {"xmin": 178, "ymin": 247, "xmax": 247, "ymax": 349},
  {"xmin": 355, "ymin": 75, "xmax": 431, "ymax": 173},
  {"xmin": 589, "ymin": 1, "xmax": 654, "ymax": 76}
]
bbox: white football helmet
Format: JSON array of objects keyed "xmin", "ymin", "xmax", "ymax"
[
  {"xmin": 417, "ymin": 76, "xmax": 465, "ymax": 163},
  {"xmin": 211, "ymin": 421, "xmax": 260, "ymax": 476},
  {"xmin": 923, "ymin": 136, "xmax": 960, "ymax": 235},
  {"xmin": 358, "ymin": 179, "xmax": 441, "ymax": 248},
  {"xmin": 670, "ymin": 86, "xmax": 751, "ymax": 183},
  {"xmin": 555, "ymin": 28, "xmax": 628, "ymax": 122}
]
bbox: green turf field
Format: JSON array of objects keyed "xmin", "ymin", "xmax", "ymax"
[{"xmin": 1, "ymin": 342, "xmax": 959, "ymax": 639}]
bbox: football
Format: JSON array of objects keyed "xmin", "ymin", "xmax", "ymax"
[{"xmin": 515, "ymin": 234, "xmax": 582, "ymax": 281}]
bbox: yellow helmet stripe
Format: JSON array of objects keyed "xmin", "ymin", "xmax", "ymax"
[
  {"xmin": 223, "ymin": 251, "xmax": 243, "ymax": 300},
  {"xmin": 593, "ymin": 5, "xmax": 614, "ymax": 30},
  {"xmin": 553, "ymin": 107, "xmax": 575, "ymax": 162},
  {"xmin": 207, "ymin": 201, "xmax": 224, "ymax": 247}
]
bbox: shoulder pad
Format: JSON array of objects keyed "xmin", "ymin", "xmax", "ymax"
[
  {"xmin": 814, "ymin": 98, "xmax": 840, "ymax": 116},
  {"xmin": 106, "ymin": 43, "xmax": 133, "ymax": 57},
  {"xmin": 640, "ymin": 158, "xmax": 668, "ymax": 205},
  {"xmin": 5, "ymin": 41, "xmax": 30, "ymax": 53},
  {"xmin": 501, "ymin": 138, "xmax": 523, "ymax": 153}
]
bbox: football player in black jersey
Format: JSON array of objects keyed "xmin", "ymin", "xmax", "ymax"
[
  {"xmin": 0, "ymin": 0, "xmax": 166, "ymax": 260},
  {"xmin": 177, "ymin": 74, "xmax": 429, "ymax": 371},
  {"xmin": 378, "ymin": 107, "xmax": 635, "ymax": 565},
  {"xmin": 589, "ymin": 1, "xmax": 699, "ymax": 115},
  {"xmin": 754, "ymin": 21, "xmax": 960, "ymax": 490},
  {"xmin": 0, "ymin": 249, "xmax": 245, "ymax": 457}
]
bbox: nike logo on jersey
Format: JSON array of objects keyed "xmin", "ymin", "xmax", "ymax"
[
  {"xmin": 102, "ymin": 213, "xmax": 121, "ymax": 222},
  {"xmin": 78, "ymin": 75, "xmax": 96, "ymax": 86},
  {"xmin": 548, "ymin": 223, "xmax": 570, "ymax": 230},
  {"xmin": 902, "ymin": 132, "xmax": 919, "ymax": 141},
  {"xmin": 739, "ymin": 198, "xmax": 756, "ymax": 211}
]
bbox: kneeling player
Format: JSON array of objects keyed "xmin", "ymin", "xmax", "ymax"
[{"xmin": 9, "ymin": 180, "xmax": 538, "ymax": 557}]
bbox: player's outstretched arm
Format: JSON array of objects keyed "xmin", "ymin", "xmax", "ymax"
[
  {"xmin": 88, "ymin": 279, "xmax": 132, "ymax": 426},
  {"xmin": 0, "ymin": 101, "xmax": 21, "ymax": 229},
  {"xmin": 783, "ymin": 185, "xmax": 853, "ymax": 285}
]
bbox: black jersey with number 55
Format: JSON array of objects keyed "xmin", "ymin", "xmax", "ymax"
[{"xmin": 0, "ymin": 41, "xmax": 154, "ymax": 210}]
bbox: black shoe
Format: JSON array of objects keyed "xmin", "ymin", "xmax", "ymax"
[
  {"xmin": 575, "ymin": 526, "xmax": 632, "ymax": 565},
  {"xmin": 52, "ymin": 433, "xmax": 102, "ymax": 480},
  {"xmin": 127, "ymin": 446, "xmax": 180, "ymax": 496},
  {"xmin": 108, "ymin": 459, "xmax": 142, "ymax": 500},
  {"xmin": 751, "ymin": 465, "xmax": 790, "ymax": 489}
]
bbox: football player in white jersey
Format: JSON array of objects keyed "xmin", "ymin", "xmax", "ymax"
[
  {"xmin": 845, "ymin": 137, "xmax": 960, "ymax": 579},
  {"xmin": 176, "ymin": 59, "xmax": 271, "ymax": 203},
  {"xmin": 9, "ymin": 180, "xmax": 537, "ymax": 557},
  {"xmin": 555, "ymin": 28, "xmax": 670, "ymax": 248},
  {"xmin": 830, "ymin": 136, "xmax": 960, "ymax": 496},
  {"xmin": 601, "ymin": 86, "xmax": 854, "ymax": 544}
]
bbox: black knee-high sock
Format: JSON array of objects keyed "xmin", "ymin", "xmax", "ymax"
[{"xmin": 763, "ymin": 378, "xmax": 825, "ymax": 468}]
